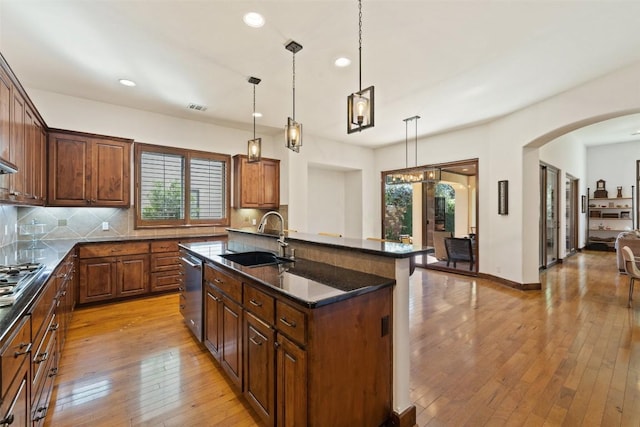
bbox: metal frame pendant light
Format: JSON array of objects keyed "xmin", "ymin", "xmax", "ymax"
[
  {"xmin": 285, "ymin": 40, "xmax": 303, "ymax": 152},
  {"xmin": 247, "ymin": 76, "xmax": 262, "ymax": 163},
  {"xmin": 347, "ymin": 0, "xmax": 375, "ymax": 134}
]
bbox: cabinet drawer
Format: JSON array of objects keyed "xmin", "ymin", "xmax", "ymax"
[
  {"xmin": 243, "ymin": 284, "xmax": 275, "ymax": 325},
  {"xmin": 0, "ymin": 316, "xmax": 31, "ymax": 397},
  {"xmin": 204, "ymin": 264, "xmax": 241, "ymax": 303},
  {"xmin": 30, "ymin": 279, "xmax": 57, "ymax": 348},
  {"xmin": 79, "ymin": 242, "xmax": 149, "ymax": 258},
  {"xmin": 32, "ymin": 313, "xmax": 57, "ymax": 402},
  {"xmin": 151, "ymin": 252, "xmax": 180, "ymax": 272},
  {"xmin": 151, "ymin": 272, "xmax": 181, "ymax": 292},
  {"xmin": 151, "ymin": 240, "xmax": 179, "ymax": 253},
  {"xmin": 275, "ymin": 301, "xmax": 306, "ymax": 346}
]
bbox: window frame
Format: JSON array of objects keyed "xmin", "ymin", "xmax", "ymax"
[{"xmin": 134, "ymin": 142, "xmax": 231, "ymax": 229}]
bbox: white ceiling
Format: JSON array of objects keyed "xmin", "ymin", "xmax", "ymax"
[{"xmin": 2, "ymin": 0, "xmax": 640, "ymax": 148}]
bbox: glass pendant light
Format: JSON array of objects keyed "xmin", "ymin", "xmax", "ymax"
[
  {"xmin": 285, "ymin": 40, "xmax": 303, "ymax": 152},
  {"xmin": 347, "ymin": 0, "xmax": 374, "ymax": 134},
  {"xmin": 247, "ymin": 76, "xmax": 261, "ymax": 163}
]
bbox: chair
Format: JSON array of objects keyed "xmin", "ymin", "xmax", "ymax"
[
  {"xmin": 621, "ymin": 246, "xmax": 640, "ymax": 307},
  {"xmin": 444, "ymin": 237, "xmax": 475, "ymax": 271}
]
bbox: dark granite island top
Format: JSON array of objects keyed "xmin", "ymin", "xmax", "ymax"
[{"xmin": 180, "ymin": 240, "xmax": 395, "ymax": 308}]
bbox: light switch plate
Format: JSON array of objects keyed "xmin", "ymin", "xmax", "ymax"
[{"xmin": 102, "ymin": 222, "xmax": 109, "ymax": 231}]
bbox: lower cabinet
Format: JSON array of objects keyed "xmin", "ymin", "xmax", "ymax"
[
  {"xmin": 0, "ymin": 316, "xmax": 31, "ymax": 427},
  {"xmin": 78, "ymin": 253, "xmax": 149, "ymax": 304},
  {"xmin": 275, "ymin": 334, "xmax": 306, "ymax": 427},
  {"xmin": 200, "ymin": 260, "xmax": 393, "ymax": 427},
  {"xmin": 245, "ymin": 312, "xmax": 276, "ymax": 426}
]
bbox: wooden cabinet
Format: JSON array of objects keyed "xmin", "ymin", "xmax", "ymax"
[
  {"xmin": 203, "ymin": 264, "xmax": 243, "ymax": 389},
  {"xmin": 276, "ymin": 333, "xmax": 307, "ymax": 427},
  {"xmin": 0, "ymin": 315, "xmax": 31, "ymax": 427},
  {"xmin": 150, "ymin": 240, "xmax": 180, "ymax": 292},
  {"xmin": 47, "ymin": 129, "xmax": 133, "ymax": 207},
  {"xmin": 78, "ymin": 242, "xmax": 149, "ymax": 304},
  {"xmin": 0, "ymin": 54, "xmax": 46, "ymax": 206},
  {"xmin": 199, "ymin": 263, "xmax": 392, "ymax": 427},
  {"xmin": 233, "ymin": 155, "xmax": 280, "ymax": 208},
  {"xmin": 245, "ymin": 312, "xmax": 276, "ymax": 426}
]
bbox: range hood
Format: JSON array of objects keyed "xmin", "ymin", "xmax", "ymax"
[{"xmin": 0, "ymin": 157, "xmax": 18, "ymax": 174}]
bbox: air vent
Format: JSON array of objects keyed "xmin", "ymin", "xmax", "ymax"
[{"xmin": 187, "ymin": 103, "xmax": 208, "ymax": 112}]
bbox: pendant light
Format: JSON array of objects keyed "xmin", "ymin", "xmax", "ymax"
[
  {"xmin": 386, "ymin": 116, "xmax": 422, "ymax": 185},
  {"xmin": 347, "ymin": 0, "xmax": 375, "ymax": 134},
  {"xmin": 285, "ymin": 40, "xmax": 303, "ymax": 152},
  {"xmin": 247, "ymin": 76, "xmax": 261, "ymax": 163}
]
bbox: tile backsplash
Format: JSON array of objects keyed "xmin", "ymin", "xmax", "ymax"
[
  {"xmin": 0, "ymin": 205, "xmax": 18, "ymax": 246},
  {"xmin": 11, "ymin": 206, "xmax": 288, "ymax": 242}
]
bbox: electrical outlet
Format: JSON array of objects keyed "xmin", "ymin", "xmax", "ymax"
[
  {"xmin": 4, "ymin": 225, "xmax": 7, "ymax": 235},
  {"xmin": 102, "ymin": 222, "xmax": 109, "ymax": 231},
  {"xmin": 252, "ymin": 218, "xmax": 257, "ymax": 225}
]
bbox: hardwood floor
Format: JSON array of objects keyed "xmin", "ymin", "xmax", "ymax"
[{"xmin": 46, "ymin": 251, "xmax": 639, "ymax": 426}]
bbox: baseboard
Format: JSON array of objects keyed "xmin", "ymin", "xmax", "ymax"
[
  {"xmin": 389, "ymin": 405, "xmax": 417, "ymax": 427},
  {"xmin": 477, "ymin": 272, "xmax": 541, "ymax": 290}
]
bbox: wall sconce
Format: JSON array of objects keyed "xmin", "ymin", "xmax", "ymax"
[
  {"xmin": 347, "ymin": 0, "xmax": 375, "ymax": 134},
  {"xmin": 285, "ymin": 40, "xmax": 303, "ymax": 152},
  {"xmin": 247, "ymin": 76, "xmax": 261, "ymax": 163}
]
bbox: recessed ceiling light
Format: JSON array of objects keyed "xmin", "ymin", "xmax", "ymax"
[
  {"xmin": 334, "ymin": 57, "xmax": 351, "ymax": 68},
  {"xmin": 252, "ymin": 112, "xmax": 263, "ymax": 118},
  {"xmin": 119, "ymin": 79, "xmax": 136, "ymax": 87},
  {"xmin": 243, "ymin": 12, "xmax": 265, "ymax": 28}
]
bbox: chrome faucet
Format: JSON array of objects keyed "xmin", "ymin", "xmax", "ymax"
[{"xmin": 257, "ymin": 211, "xmax": 289, "ymax": 257}]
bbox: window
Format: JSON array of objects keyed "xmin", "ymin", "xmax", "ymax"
[{"xmin": 135, "ymin": 143, "xmax": 230, "ymax": 228}]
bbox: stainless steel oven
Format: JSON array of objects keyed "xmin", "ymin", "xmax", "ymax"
[{"xmin": 179, "ymin": 250, "xmax": 203, "ymax": 341}]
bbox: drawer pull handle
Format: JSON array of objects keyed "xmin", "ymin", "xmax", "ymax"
[
  {"xmin": 33, "ymin": 406, "xmax": 48, "ymax": 421},
  {"xmin": 249, "ymin": 336, "xmax": 263, "ymax": 346},
  {"xmin": 211, "ymin": 296, "xmax": 221, "ymax": 302},
  {"xmin": 14, "ymin": 342, "xmax": 32, "ymax": 357},
  {"xmin": 213, "ymin": 278, "xmax": 223, "ymax": 284},
  {"xmin": 249, "ymin": 299, "xmax": 262, "ymax": 307},
  {"xmin": 0, "ymin": 414, "xmax": 15, "ymax": 425},
  {"xmin": 49, "ymin": 367, "xmax": 59, "ymax": 378},
  {"xmin": 279, "ymin": 317, "xmax": 297, "ymax": 328},
  {"xmin": 36, "ymin": 351, "xmax": 49, "ymax": 364},
  {"xmin": 179, "ymin": 304, "xmax": 186, "ymax": 310},
  {"xmin": 50, "ymin": 323, "xmax": 60, "ymax": 332}
]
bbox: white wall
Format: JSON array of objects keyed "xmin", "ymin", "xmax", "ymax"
[
  {"xmin": 587, "ymin": 140, "xmax": 640, "ymax": 198},
  {"xmin": 376, "ymin": 60, "xmax": 640, "ymax": 285},
  {"xmin": 307, "ymin": 167, "xmax": 346, "ymax": 236}
]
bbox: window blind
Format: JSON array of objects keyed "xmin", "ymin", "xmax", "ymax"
[
  {"xmin": 190, "ymin": 157, "xmax": 226, "ymax": 220},
  {"xmin": 140, "ymin": 151, "xmax": 185, "ymax": 220}
]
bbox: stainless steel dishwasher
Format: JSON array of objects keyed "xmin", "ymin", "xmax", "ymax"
[{"xmin": 179, "ymin": 250, "xmax": 203, "ymax": 341}]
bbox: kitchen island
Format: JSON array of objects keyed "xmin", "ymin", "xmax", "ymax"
[{"xmin": 181, "ymin": 229, "xmax": 431, "ymax": 427}]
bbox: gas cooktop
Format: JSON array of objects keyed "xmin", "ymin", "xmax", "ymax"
[{"xmin": 0, "ymin": 262, "xmax": 45, "ymax": 307}]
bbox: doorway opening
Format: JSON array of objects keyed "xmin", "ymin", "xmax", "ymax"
[{"xmin": 382, "ymin": 159, "xmax": 478, "ymax": 274}]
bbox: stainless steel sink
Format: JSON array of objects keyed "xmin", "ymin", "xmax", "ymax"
[{"xmin": 220, "ymin": 251, "xmax": 293, "ymax": 267}]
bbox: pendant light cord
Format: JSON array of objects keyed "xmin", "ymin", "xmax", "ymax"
[
  {"xmin": 405, "ymin": 118, "xmax": 409, "ymax": 168},
  {"xmin": 358, "ymin": 0, "xmax": 363, "ymax": 92},
  {"xmin": 292, "ymin": 51, "xmax": 296, "ymax": 121},
  {"xmin": 415, "ymin": 116, "xmax": 418, "ymax": 167},
  {"xmin": 252, "ymin": 84, "xmax": 256, "ymax": 139}
]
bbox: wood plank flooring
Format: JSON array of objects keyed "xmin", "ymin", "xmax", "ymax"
[{"xmin": 45, "ymin": 250, "xmax": 640, "ymax": 426}]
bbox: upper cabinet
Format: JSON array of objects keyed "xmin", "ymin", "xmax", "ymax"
[
  {"xmin": 0, "ymin": 54, "xmax": 46, "ymax": 205},
  {"xmin": 233, "ymin": 155, "xmax": 280, "ymax": 208},
  {"xmin": 48, "ymin": 130, "xmax": 133, "ymax": 207}
]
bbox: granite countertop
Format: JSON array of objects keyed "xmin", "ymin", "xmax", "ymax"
[
  {"xmin": 0, "ymin": 233, "xmax": 228, "ymax": 341},
  {"xmin": 227, "ymin": 228, "xmax": 433, "ymax": 258},
  {"xmin": 181, "ymin": 241, "xmax": 395, "ymax": 308}
]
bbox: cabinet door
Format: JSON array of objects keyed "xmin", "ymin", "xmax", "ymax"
[
  {"xmin": 78, "ymin": 257, "xmax": 117, "ymax": 303},
  {"xmin": 117, "ymin": 255, "xmax": 149, "ymax": 297},
  {"xmin": 204, "ymin": 286, "xmax": 223, "ymax": 360},
  {"xmin": 0, "ymin": 68, "xmax": 11, "ymax": 198},
  {"xmin": 0, "ymin": 363, "xmax": 29, "ymax": 427},
  {"xmin": 261, "ymin": 159, "xmax": 280, "ymax": 208},
  {"xmin": 9, "ymin": 90, "xmax": 24, "ymax": 199},
  {"xmin": 92, "ymin": 138, "xmax": 131, "ymax": 206},
  {"xmin": 245, "ymin": 312, "xmax": 275, "ymax": 426},
  {"xmin": 221, "ymin": 296, "xmax": 243, "ymax": 389},
  {"xmin": 47, "ymin": 132, "xmax": 91, "ymax": 206},
  {"xmin": 276, "ymin": 334, "xmax": 307, "ymax": 427},
  {"xmin": 239, "ymin": 158, "xmax": 262, "ymax": 207}
]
